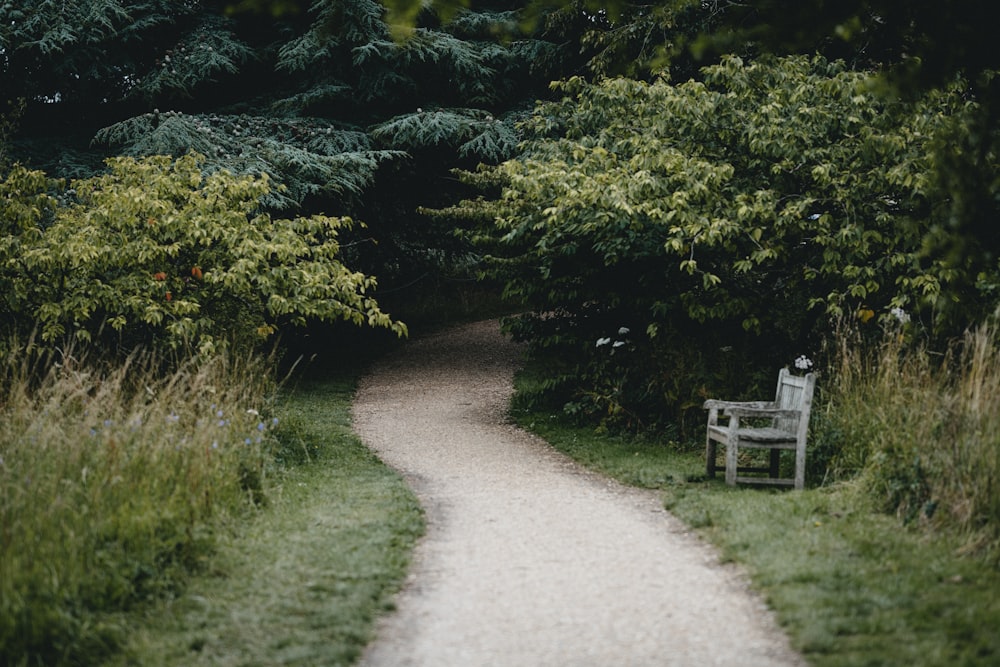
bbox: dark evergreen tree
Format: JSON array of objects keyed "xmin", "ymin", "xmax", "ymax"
[{"xmin": 1, "ymin": 0, "xmax": 581, "ymax": 303}]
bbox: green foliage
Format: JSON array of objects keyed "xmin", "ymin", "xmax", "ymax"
[
  {"xmin": 0, "ymin": 342, "xmax": 280, "ymax": 665},
  {"xmin": 572, "ymin": 1, "xmax": 700, "ymax": 78},
  {"xmin": 400, "ymin": 2, "xmax": 1000, "ymax": 326},
  {"xmin": 419, "ymin": 163, "xmax": 510, "ymax": 231},
  {"xmin": 5, "ymin": 1, "xmax": 583, "ymax": 309},
  {"xmin": 94, "ymin": 112, "xmax": 402, "ymax": 209},
  {"xmin": 489, "ymin": 54, "xmax": 987, "ymax": 429},
  {"xmin": 0, "ymin": 153, "xmax": 405, "ymax": 352},
  {"xmin": 352, "ymin": 29, "xmax": 500, "ymax": 102},
  {"xmin": 0, "ymin": 98, "xmax": 25, "ymax": 168},
  {"xmin": 816, "ymin": 320, "xmax": 1000, "ymax": 560},
  {"xmin": 125, "ymin": 14, "xmax": 256, "ymax": 101},
  {"xmin": 275, "ymin": 0, "xmax": 387, "ymax": 72},
  {"xmin": 4, "ymin": 1, "xmax": 568, "ymax": 195},
  {"xmin": 0, "ymin": 1, "xmax": 250, "ymax": 106},
  {"xmin": 371, "ymin": 107, "xmax": 517, "ymax": 161}
]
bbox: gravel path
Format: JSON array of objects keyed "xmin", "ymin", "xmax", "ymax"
[{"xmin": 352, "ymin": 320, "xmax": 805, "ymax": 667}]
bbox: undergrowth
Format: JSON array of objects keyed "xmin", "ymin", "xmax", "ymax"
[
  {"xmin": 0, "ymin": 340, "xmax": 279, "ymax": 665},
  {"xmin": 817, "ymin": 321, "xmax": 1000, "ymax": 562},
  {"xmin": 104, "ymin": 367, "xmax": 424, "ymax": 666}
]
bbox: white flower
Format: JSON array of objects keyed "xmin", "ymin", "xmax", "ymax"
[
  {"xmin": 596, "ymin": 337, "xmax": 612, "ymax": 347},
  {"xmin": 246, "ymin": 408, "xmax": 260, "ymax": 416},
  {"xmin": 618, "ymin": 326, "xmax": 630, "ymax": 335},
  {"xmin": 890, "ymin": 307, "xmax": 911, "ymax": 324},
  {"xmin": 612, "ymin": 340, "xmax": 625, "ymax": 348},
  {"xmin": 795, "ymin": 355, "xmax": 814, "ymax": 370}
]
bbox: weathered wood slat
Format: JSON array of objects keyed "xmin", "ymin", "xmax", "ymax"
[{"xmin": 734, "ymin": 476, "xmax": 796, "ymax": 487}]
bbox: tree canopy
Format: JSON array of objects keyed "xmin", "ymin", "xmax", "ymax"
[
  {"xmin": 1, "ymin": 1, "xmax": 582, "ymax": 297},
  {"xmin": 472, "ymin": 54, "xmax": 993, "ymax": 429},
  {"xmin": 3, "ymin": 0, "xmax": 998, "ymax": 425}
]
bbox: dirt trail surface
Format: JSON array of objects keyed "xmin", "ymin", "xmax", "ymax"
[{"xmin": 352, "ymin": 320, "xmax": 805, "ymax": 667}]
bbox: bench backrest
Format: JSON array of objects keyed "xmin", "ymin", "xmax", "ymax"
[{"xmin": 772, "ymin": 368, "xmax": 816, "ymax": 437}]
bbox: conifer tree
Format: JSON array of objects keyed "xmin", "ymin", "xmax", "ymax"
[{"xmin": 2, "ymin": 1, "xmax": 579, "ymax": 295}]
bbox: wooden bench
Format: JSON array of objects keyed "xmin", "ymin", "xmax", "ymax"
[{"xmin": 703, "ymin": 368, "xmax": 816, "ymax": 490}]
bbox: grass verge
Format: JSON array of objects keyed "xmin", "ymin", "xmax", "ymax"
[
  {"xmin": 514, "ymin": 379, "xmax": 1000, "ymax": 666},
  {"xmin": 104, "ymin": 371, "xmax": 423, "ymax": 666},
  {"xmin": 0, "ymin": 345, "xmax": 279, "ymax": 665}
]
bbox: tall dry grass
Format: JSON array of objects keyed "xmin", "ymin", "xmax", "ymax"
[
  {"xmin": 0, "ymin": 340, "xmax": 280, "ymax": 664},
  {"xmin": 819, "ymin": 320, "xmax": 1000, "ymax": 561}
]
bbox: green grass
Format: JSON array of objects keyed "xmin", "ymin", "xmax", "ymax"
[
  {"xmin": 513, "ymin": 396, "xmax": 1000, "ymax": 666},
  {"xmin": 666, "ymin": 485, "xmax": 1000, "ymax": 666},
  {"xmin": 816, "ymin": 322, "xmax": 1000, "ymax": 558},
  {"xmin": 0, "ymin": 344, "xmax": 279, "ymax": 665},
  {"xmin": 104, "ymin": 372, "xmax": 424, "ymax": 666},
  {"xmin": 14, "ymin": 305, "xmax": 997, "ymax": 666}
]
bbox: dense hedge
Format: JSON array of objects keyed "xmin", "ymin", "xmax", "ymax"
[{"xmin": 487, "ymin": 55, "xmax": 996, "ymax": 430}]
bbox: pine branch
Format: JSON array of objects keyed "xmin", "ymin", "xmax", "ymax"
[
  {"xmin": 276, "ymin": 30, "xmax": 335, "ymax": 72},
  {"xmin": 356, "ymin": 69, "xmax": 416, "ymax": 104},
  {"xmin": 94, "ymin": 111, "xmax": 401, "ymax": 208},
  {"xmin": 128, "ymin": 16, "xmax": 255, "ymax": 100},
  {"xmin": 458, "ymin": 119, "xmax": 518, "ymax": 162},
  {"xmin": 370, "ymin": 108, "xmax": 477, "ymax": 150},
  {"xmin": 371, "ymin": 107, "xmax": 519, "ymax": 162},
  {"xmin": 353, "ymin": 29, "xmax": 495, "ymax": 82},
  {"xmin": 118, "ymin": 0, "xmax": 200, "ymax": 35},
  {"xmin": 1, "ymin": 0, "xmax": 128, "ymax": 55},
  {"xmin": 269, "ymin": 82, "xmax": 354, "ymax": 114},
  {"xmin": 276, "ymin": 0, "xmax": 386, "ymax": 72},
  {"xmin": 445, "ymin": 10, "xmax": 521, "ymax": 40}
]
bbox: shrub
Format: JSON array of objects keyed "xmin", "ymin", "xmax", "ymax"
[
  {"xmin": 0, "ymin": 152, "xmax": 406, "ymax": 354},
  {"xmin": 486, "ymin": 54, "xmax": 991, "ymax": 429}
]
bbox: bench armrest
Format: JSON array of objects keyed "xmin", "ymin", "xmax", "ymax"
[
  {"xmin": 724, "ymin": 406, "xmax": 801, "ymax": 419},
  {"xmin": 703, "ymin": 399, "xmax": 776, "ymax": 410}
]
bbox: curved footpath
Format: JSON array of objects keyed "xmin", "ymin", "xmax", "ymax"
[{"xmin": 352, "ymin": 320, "xmax": 805, "ymax": 667}]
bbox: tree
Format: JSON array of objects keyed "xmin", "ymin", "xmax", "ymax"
[
  {"xmin": 395, "ymin": 2, "xmax": 1000, "ymax": 306},
  {"xmin": 2, "ymin": 1, "xmax": 581, "ymax": 304},
  {"xmin": 484, "ymin": 55, "xmax": 983, "ymax": 429}
]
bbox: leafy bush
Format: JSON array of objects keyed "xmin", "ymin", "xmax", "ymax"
[
  {"xmin": 0, "ymin": 341, "xmax": 280, "ymax": 665},
  {"xmin": 0, "ymin": 152, "xmax": 405, "ymax": 354},
  {"xmin": 487, "ymin": 54, "xmax": 990, "ymax": 430}
]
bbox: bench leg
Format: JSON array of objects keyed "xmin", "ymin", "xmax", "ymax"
[
  {"xmin": 706, "ymin": 438, "xmax": 717, "ymax": 478},
  {"xmin": 769, "ymin": 449, "xmax": 780, "ymax": 478},
  {"xmin": 725, "ymin": 438, "xmax": 738, "ymax": 486},
  {"xmin": 794, "ymin": 444, "xmax": 806, "ymax": 490}
]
